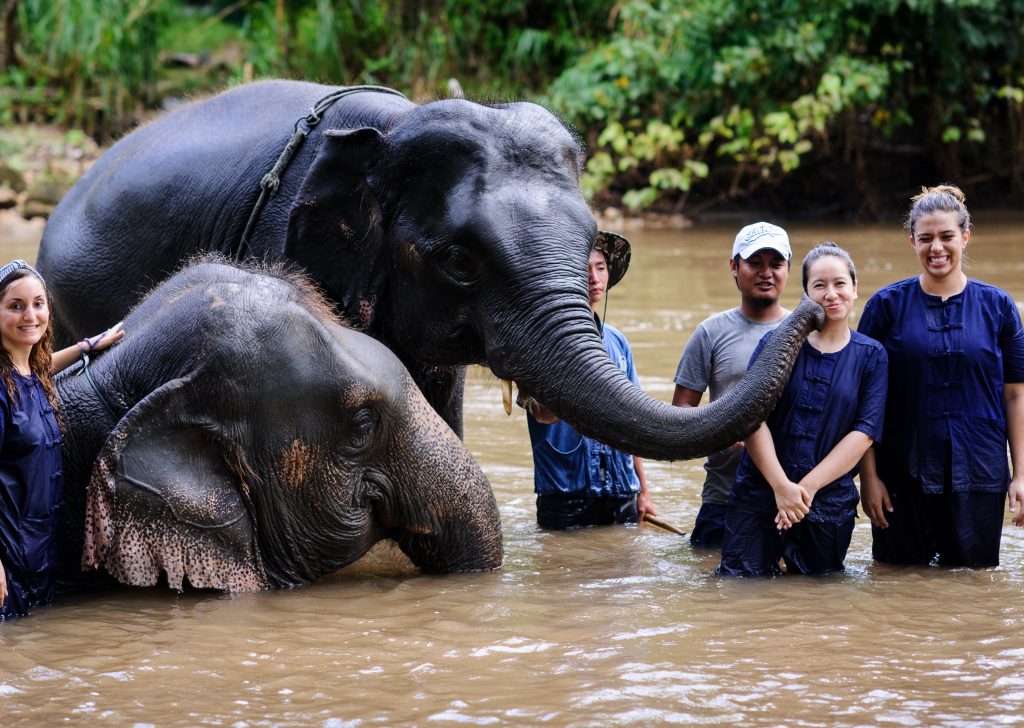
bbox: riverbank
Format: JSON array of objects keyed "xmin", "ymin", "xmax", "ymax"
[{"xmin": 0, "ymin": 125, "xmax": 105, "ymax": 247}]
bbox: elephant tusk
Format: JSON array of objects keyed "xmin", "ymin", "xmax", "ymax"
[{"xmin": 500, "ymin": 378, "xmax": 513, "ymax": 416}]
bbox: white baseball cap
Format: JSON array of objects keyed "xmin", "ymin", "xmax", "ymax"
[{"xmin": 731, "ymin": 222, "xmax": 791, "ymax": 260}]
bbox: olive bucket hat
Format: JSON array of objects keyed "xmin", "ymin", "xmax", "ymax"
[{"xmin": 593, "ymin": 230, "xmax": 631, "ymax": 289}]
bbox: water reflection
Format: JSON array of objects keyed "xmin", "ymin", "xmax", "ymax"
[{"xmin": 2, "ymin": 222, "xmax": 1024, "ymax": 724}]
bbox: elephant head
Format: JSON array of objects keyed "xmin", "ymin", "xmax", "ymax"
[
  {"xmin": 59, "ymin": 259, "xmax": 502, "ymax": 592},
  {"xmin": 285, "ymin": 95, "xmax": 824, "ymax": 458},
  {"xmin": 37, "ymin": 81, "xmax": 819, "ymax": 459}
]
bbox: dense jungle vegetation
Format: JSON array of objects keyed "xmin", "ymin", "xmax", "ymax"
[{"xmin": 2, "ymin": 0, "xmax": 1023, "ymax": 218}]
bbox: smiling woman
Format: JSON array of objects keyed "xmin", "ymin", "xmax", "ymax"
[
  {"xmin": 0, "ymin": 260, "xmax": 122, "ymax": 621},
  {"xmin": 858, "ymin": 185, "xmax": 1024, "ymax": 567},
  {"xmin": 718, "ymin": 242, "xmax": 888, "ymax": 577}
]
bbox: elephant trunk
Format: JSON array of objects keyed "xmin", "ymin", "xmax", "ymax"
[
  {"xmin": 495, "ymin": 296, "xmax": 824, "ymax": 461},
  {"xmin": 390, "ymin": 386, "xmax": 503, "ymax": 572}
]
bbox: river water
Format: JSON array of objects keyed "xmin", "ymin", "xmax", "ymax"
[{"xmin": 2, "ymin": 221, "xmax": 1024, "ymax": 725}]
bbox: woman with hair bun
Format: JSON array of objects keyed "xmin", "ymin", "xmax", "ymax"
[
  {"xmin": 0, "ymin": 260, "xmax": 123, "ymax": 621},
  {"xmin": 858, "ymin": 184, "xmax": 1024, "ymax": 567}
]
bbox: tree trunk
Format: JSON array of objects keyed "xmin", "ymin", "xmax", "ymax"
[{"xmin": 2, "ymin": 0, "xmax": 19, "ymax": 69}]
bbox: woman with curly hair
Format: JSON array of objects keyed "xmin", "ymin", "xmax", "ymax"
[{"xmin": 0, "ymin": 260, "xmax": 122, "ymax": 620}]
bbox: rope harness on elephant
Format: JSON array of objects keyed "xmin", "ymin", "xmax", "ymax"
[
  {"xmin": 76, "ymin": 352, "xmax": 120, "ymax": 422},
  {"xmin": 235, "ymin": 85, "xmax": 408, "ymax": 260}
]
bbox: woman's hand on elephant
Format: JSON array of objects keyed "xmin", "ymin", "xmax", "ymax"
[
  {"xmin": 79, "ymin": 321, "xmax": 125, "ymax": 354},
  {"xmin": 772, "ymin": 480, "xmax": 810, "ymax": 528},
  {"xmin": 860, "ymin": 474, "xmax": 893, "ymax": 529},
  {"xmin": 0, "ymin": 558, "xmax": 7, "ymax": 605}
]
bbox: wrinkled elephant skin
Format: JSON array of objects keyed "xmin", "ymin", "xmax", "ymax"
[
  {"xmin": 57, "ymin": 260, "xmax": 503, "ymax": 592},
  {"xmin": 39, "ymin": 80, "xmax": 823, "ymax": 460}
]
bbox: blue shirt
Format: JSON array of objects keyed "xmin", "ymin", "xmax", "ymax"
[
  {"xmin": 858, "ymin": 277, "xmax": 1024, "ymax": 493},
  {"xmin": 0, "ymin": 372, "xmax": 64, "ymax": 620},
  {"xmin": 732, "ymin": 329, "xmax": 888, "ymax": 522},
  {"xmin": 527, "ymin": 322, "xmax": 640, "ymax": 498}
]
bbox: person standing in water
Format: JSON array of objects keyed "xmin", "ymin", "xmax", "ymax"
[
  {"xmin": 718, "ymin": 243, "xmax": 887, "ymax": 576},
  {"xmin": 858, "ymin": 185, "xmax": 1024, "ymax": 567},
  {"xmin": 1, "ymin": 259, "xmax": 123, "ymax": 620},
  {"xmin": 522, "ymin": 232, "xmax": 656, "ymax": 529},
  {"xmin": 673, "ymin": 222, "xmax": 791, "ymax": 547}
]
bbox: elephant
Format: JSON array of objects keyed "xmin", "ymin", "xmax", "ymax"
[
  {"xmin": 56, "ymin": 259, "xmax": 503, "ymax": 592},
  {"xmin": 38, "ymin": 80, "xmax": 824, "ymax": 460}
]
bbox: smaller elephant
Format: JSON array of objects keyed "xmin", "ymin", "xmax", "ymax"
[{"xmin": 57, "ymin": 259, "xmax": 503, "ymax": 592}]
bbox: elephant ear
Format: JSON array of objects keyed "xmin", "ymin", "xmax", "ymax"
[
  {"xmin": 285, "ymin": 127, "xmax": 387, "ymax": 331},
  {"xmin": 82, "ymin": 375, "xmax": 270, "ymax": 592}
]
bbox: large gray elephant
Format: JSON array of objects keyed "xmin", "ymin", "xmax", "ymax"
[
  {"xmin": 57, "ymin": 259, "xmax": 502, "ymax": 592},
  {"xmin": 38, "ymin": 80, "xmax": 823, "ymax": 459}
]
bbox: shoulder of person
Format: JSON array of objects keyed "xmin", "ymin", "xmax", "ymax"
[
  {"xmin": 861, "ymin": 277, "xmax": 918, "ymax": 316},
  {"xmin": 695, "ymin": 306, "xmax": 740, "ymax": 328},
  {"xmin": 699, "ymin": 307, "xmax": 756, "ymax": 334},
  {"xmin": 849, "ymin": 328, "xmax": 887, "ymax": 353},
  {"xmin": 873, "ymin": 276, "xmax": 919, "ymax": 299},
  {"xmin": 602, "ymin": 322, "xmax": 630, "ymax": 346},
  {"xmin": 966, "ymin": 278, "xmax": 1016, "ymax": 302}
]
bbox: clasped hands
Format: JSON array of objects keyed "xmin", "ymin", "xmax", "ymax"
[{"xmin": 773, "ymin": 479, "xmax": 814, "ymax": 531}]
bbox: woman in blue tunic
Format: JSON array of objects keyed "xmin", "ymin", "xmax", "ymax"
[
  {"xmin": 0, "ymin": 260, "xmax": 123, "ymax": 621},
  {"xmin": 858, "ymin": 185, "xmax": 1024, "ymax": 567},
  {"xmin": 718, "ymin": 244, "xmax": 888, "ymax": 576}
]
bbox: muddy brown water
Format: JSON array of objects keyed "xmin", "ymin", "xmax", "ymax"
[{"xmin": 2, "ymin": 222, "xmax": 1024, "ymax": 725}]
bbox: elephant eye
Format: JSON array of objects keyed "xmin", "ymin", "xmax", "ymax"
[
  {"xmin": 437, "ymin": 245, "xmax": 481, "ymax": 285},
  {"xmin": 345, "ymin": 407, "xmax": 378, "ymax": 454}
]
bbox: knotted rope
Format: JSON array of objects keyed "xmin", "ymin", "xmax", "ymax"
[{"xmin": 235, "ymin": 85, "xmax": 408, "ymax": 259}]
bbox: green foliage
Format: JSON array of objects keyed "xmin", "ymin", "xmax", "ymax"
[
  {"xmin": 0, "ymin": 0, "xmax": 167, "ymax": 133},
  {"xmin": 0, "ymin": 1, "xmax": 614, "ymax": 136},
  {"xmin": 4, "ymin": 0, "xmax": 1024, "ymax": 213},
  {"xmin": 233, "ymin": 0, "xmax": 616, "ymax": 99},
  {"xmin": 546, "ymin": 0, "xmax": 1024, "ymax": 212}
]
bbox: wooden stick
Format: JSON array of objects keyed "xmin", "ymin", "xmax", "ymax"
[{"xmin": 642, "ymin": 513, "xmax": 688, "ymax": 536}]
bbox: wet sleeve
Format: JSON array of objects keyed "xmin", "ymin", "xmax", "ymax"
[
  {"xmin": 674, "ymin": 324, "xmax": 711, "ymax": 391},
  {"xmin": 857, "ymin": 293, "xmax": 890, "ymax": 343},
  {"xmin": 998, "ymin": 293, "xmax": 1024, "ymax": 383},
  {"xmin": 851, "ymin": 344, "xmax": 888, "ymax": 442}
]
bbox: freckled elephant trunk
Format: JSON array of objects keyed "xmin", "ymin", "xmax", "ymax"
[
  {"xmin": 389, "ymin": 387, "xmax": 503, "ymax": 572},
  {"xmin": 493, "ymin": 296, "xmax": 825, "ymax": 461}
]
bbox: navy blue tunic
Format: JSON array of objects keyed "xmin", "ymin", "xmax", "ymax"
[
  {"xmin": 858, "ymin": 278, "xmax": 1024, "ymax": 493},
  {"xmin": 0, "ymin": 372, "xmax": 64, "ymax": 621},
  {"xmin": 731, "ymin": 329, "xmax": 888, "ymax": 522}
]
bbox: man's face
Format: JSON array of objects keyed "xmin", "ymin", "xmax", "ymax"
[
  {"xmin": 731, "ymin": 249, "xmax": 789, "ymax": 308},
  {"xmin": 588, "ymin": 249, "xmax": 609, "ymax": 306}
]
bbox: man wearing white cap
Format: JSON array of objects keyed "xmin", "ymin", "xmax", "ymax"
[{"xmin": 672, "ymin": 222, "xmax": 792, "ymax": 547}]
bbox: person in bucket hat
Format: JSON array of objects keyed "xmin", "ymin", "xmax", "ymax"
[
  {"xmin": 521, "ymin": 231, "xmax": 657, "ymax": 529},
  {"xmin": 671, "ymin": 222, "xmax": 792, "ymax": 548}
]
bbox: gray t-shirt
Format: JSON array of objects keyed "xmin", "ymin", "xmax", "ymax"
[{"xmin": 674, "ymin": 306, "xmax": 790, "ymax": 504}]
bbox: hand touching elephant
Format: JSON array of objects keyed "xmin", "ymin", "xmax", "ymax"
[
  {"xmin": 57, "ymin": 259, "xmax": 502, "ymax": 592},
  {"xmin": 39, "ymin": 80, "xmax": 822, "ymax": 459}
]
